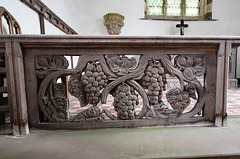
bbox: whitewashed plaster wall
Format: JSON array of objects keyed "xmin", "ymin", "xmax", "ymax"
[
  {"xmin": 73, "ymin": 0, "xmax": 240, "ymax": 36},
  {"xmin": 41, "ymin": 0, "xmax": 81, "ymax": 35},
  {"xmin": 1, "ymin": 0, "xmax": 240, "ymax": 36},
  {"xmin": 0, "ymin": 0, "xmax": 78, "ymax": 34}
]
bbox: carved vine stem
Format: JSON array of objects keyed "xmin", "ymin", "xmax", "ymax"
[
  {"xmin": 153, "ymin": 55, "xmax": 206, "ymax": 117},
  {"xmin": 101, "ymin": 55, "xmax": 150, "ymax": 119},
  {"xmin": 181, "ymin": 79, "xmax": 206, "ymax": 118},
  {"xmin": 37, "ymin": 53, "xmax": 206, "ymax": 123},
  {"xmin": 38, "ymin": 69, "xmax": 73, "ymax": 122},
  {"xmin": 158, "ymin": 55, "xmax": 185, "ymax": 91},
  {"xmin": 38, "ymin": 55, "xmax": 109, "ymax": 122},
  {"xmin": 101, "ymin": 55, "xmax": 149, "ymax": 103}
]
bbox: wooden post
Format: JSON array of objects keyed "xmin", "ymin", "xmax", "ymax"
[
  {"xmin": 204, "ymin": 50, "xmax": 217, "ymax": 122},
  {"xmin": 215, "ymin": 42, "xmax": 226, "ymax": 127},
  {"xmin": 0, "ymin": 16, "xmax": 3, "ymax": 34},
  {"xmin": 5, "ymin": 42, "xmax": 19, "ymax": 135},
  {"xmin": 0, "ymin": 74, "xmax": 5, "ymax": 125},
  {"xmin": 223, "ymin": 41, "xmax": 232, "ymax": 126},
  {"xmin": 5, "ymin": 42, "xmax": 29, "ymax": 135},
  {"xmin": 39, "ymin": 14, "xmax": 45, "ymax": 34}
]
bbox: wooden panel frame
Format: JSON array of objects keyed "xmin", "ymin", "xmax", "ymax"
[{"xmin": 0, "ymin": 35, "xmax": 237, "ymax": 133}]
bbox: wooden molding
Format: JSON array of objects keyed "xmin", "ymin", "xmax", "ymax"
[{"xmin": 21, "ymin": 0, "xmax": 78, "ymax": 35}]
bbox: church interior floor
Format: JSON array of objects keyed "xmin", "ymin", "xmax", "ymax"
[
  {"xmin": 226, "ymin": 87, "xmax": 240, "ymax": 116},
  {"xmin": 69, "ymin": 87, "xmax": 240, "ymax": 118},
  {"xmin": 1, "ymin": 117, "xmax": 240, "ymax": 159}
]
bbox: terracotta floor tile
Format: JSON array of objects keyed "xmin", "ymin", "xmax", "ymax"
[{"xmin": 69, "ymin": 88, "xmax": 240, "ymax": 117}]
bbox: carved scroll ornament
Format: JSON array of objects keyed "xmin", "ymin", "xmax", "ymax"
[{"xmin": 36, "ymin": 53, "xmax": 206, "ymax": 123}]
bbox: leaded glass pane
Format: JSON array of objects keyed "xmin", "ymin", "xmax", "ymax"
[
  {"xmin": 186, "ymin": 0, "xmax": 200, "ymax": 16},
  {"xmin": 147, "ymin": 0, "xmax": 164, "ymax": 16},
  {"xmin": 166, "ymin": 0, "xmax": 182, "ymax": 16}
]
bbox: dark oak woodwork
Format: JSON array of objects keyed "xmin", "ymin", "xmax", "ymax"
[
  {"xmin": 0, "ymin": 35, "xmax": 238, "ymax": 135},
  {"xmin": 0, "ymin": 105, "xmax": 10, "ymax": 112},
  {"xmin": 0, "ymin": 68, "xmax": 6, "ymax": 73},
  {"xmin": 0, "ymin": 86, "xmax": 8, "ymax": 93}
]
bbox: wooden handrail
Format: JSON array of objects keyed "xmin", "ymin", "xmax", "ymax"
[
  {"xmin": 0, "ymin": 68, "xmax": 6, "ymax": 74},
  {"xmin": 0, "ymin": 105, "xmax": 9, "ymax": 112},
  {"xmin": 21, "ymin": 0, "xmax": 77, "ymax": 35},
  {"xmin": 0, "ymin": 87, "xmax": 8, "ymax": 93}
]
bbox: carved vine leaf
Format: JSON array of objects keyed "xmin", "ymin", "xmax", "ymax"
[
  {"xmin": 53, "ymin": 83, "xmax": 68, "ymax": 110},
  {"xmin": 166, "ymin": 88, "xmax": 190, "ymax": 114},
  {"xmin": 69, "ymin": 73, "xmax": 90, "ymax": 107},
  {"xmin": 36, "ymin": 56, "xmax": 69, "ymax": 78},
  {"xmin": 68, "ymin": 74, "xmax": 82, "ymax": 98},
  {"xmin": 185, "ymin": 83, "xmax": 197, "ymax": 100},
  {"xmin": 70, "ymin": 106, "xmax": 104, "ymax": 122},
  {"xmin": 106, "ymin": 55, "xmax": 137, "ymax": 76},
  {"xmin": 146, "ymin": 102, "xmax": 179, "ymax": 119},
  {"xmin": 154, "ymin": 108, "xmax": 178, "ymax": 119},
  {"xmin": 43, "ymin": 83, "xmax": 69, "ymax": 122},
  {"xmin": 174, "ymin": 55, "xmax": 206, "ymax": 80}
]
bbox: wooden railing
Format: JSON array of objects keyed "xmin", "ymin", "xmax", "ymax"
[{"xmin": 0, "ymin": 35, "xmax": 238, "ymax": 135}]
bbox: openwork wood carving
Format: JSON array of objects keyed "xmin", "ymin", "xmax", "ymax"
[{"xmin": 35, "ymin": 54, "xmax": 206, "ymax": 123}]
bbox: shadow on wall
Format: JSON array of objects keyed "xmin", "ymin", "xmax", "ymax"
[
  {"xmin": 91, "ymin": 18, "xmax": 108, "ymax": 35},
  {"xmin": 168, "ymin": 24, "xmax": 179, "ymax": 35}
]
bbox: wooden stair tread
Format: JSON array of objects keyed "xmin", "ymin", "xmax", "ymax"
[
  {"xmin": 0, "ymin": 68, "xmax": 6, "ymax": 74},
  {"xmin": 0, "ymin": 87, "xmax": 8, "ymax": 93},
  {"xmin": 0, "ymin": 105, "xmax": 9, "ymax": 112}
]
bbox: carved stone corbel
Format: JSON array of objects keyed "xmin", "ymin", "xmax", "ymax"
[{"xmin": 103, "ymin": 13, "xmax": 124, "ymax": 35}]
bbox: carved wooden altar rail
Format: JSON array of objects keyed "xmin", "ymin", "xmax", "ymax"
[{"xmin": 0, "ymin": 35, "xmax": 238, "ymax": 135}]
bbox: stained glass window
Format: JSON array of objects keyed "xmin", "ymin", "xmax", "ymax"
[
  {"xmin": 147, "ymin": 0, "xmax": 164, "ymax": 16},
  {"xmin": 166, "ymin": 0, "xmax": 182, "ymax": 16},
  {"xmin": 145, "ymin": 0, "xmax": 209, "ymax": 20},
  {"xmin": 186, "ymin": 0, "xmax": 200, "ymax": 16}
]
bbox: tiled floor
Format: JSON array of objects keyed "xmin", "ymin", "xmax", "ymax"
[
  {"xmin": 69, "ymin": 87, "xmax": 240, "ymax": 117},
  {"xmin": 227, "ymin": 87, "xmax": 240, "ymax": 115}
]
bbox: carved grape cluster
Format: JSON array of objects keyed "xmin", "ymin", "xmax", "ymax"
[
  {"xmin": 141, "ymin": 60, "xmax": 166, "ymax": 105},
  {"xmin": 166, "ymin": 88, "xmax": 190, "ymax": 113},
  {"xmin": 81, "ymin": 62, "xmax": 108, "ymax": 105},
  {"xmin": 113, "ymin": 83, "xmax": 138, "ymax": 120}
]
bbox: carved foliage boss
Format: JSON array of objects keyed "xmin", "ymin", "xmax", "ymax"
[{"xmin": 35, "ymin": 54, "xmax": 206, "ymax": 123}]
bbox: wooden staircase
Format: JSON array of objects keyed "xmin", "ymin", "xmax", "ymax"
[
  {"xmin": 0, "ymin": 57, "xmax": 10, "ymax": 125},
  {"xmin": 0, "ymin": 6, "xmax": 24, "ymax": 135}
]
